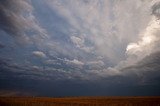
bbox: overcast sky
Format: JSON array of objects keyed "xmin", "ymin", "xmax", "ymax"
[{"xmin": 0, "ymin": 0, "xmax": 160, "ymax": 97}]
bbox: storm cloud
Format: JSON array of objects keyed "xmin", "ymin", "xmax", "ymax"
[{"xmin": 0, "ymin": 0, "xmax": 160, "ymax": 96}]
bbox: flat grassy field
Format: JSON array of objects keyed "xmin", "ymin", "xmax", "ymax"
[{"xmin": 0, "ymin": 96, "xmax": 160, "ymax": 106}]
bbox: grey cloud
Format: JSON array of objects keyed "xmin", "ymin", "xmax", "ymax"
[
  {"xmin": 0, "ymin": 50, "xmax": 160, "ymax": 97},
  {"xmin": 152, "ymin": 1, "xmax": 160, "ymax": 18},
  {"xmin": 0, "ymin": 0, "xmax": 160, "ymax": 97},
  {"xmin": 70, "ymin": 36, "xmax": 93, "ymax": 53},
  {"xmin": 86, "ymin": 60, "xmax": 105, "ymax": 70},
  {"xmin": 0, "ymin": 42, "xmax": 5, "ymax": 48},
  {"xmin": 110, "ymin": 0, "xmax": 160, "ymax": 72},
  {"xmin": 120, "ymin": 51, "xmax": 160, "ymax": 85},
  {"xmin": 66, "ymin": 59, "xmax": 84, "ymax": 66},
  {"xmin": 70, "ymin": 36, "xmax": 84, "ymax": 48},
  {"xmin": 44, "ymin": 60, "xmax": 56, "ymax": 65},
  {"xmin": 64, "ymin": 58, "xmax": 84, "ymax": 69},
  {"xmin": 46, "ymin": 0, "xmax": 153, "ymax": 65},
  {"xmin": 0, "ymin": 0, "xmax": 47, "ymax": 44},
  {"xmin": 0, "ymin": 1, "xmax": 160, "ymax": 96}
]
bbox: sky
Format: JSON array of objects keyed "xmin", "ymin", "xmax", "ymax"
[{"xmin": 0, "ymin": 0, "xmax": 160, "ymax": 97}]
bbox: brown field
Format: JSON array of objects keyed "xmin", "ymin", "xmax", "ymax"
[{"xmin": 0, "ymin": 96, "xmax": 160, "ymax": 106}]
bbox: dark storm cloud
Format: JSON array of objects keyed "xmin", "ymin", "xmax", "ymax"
[
  {"xmin": 0, "ymin": 0, "xmax": 160, "ymax": 97},
  {"xmin": 120, "ymin": 51, "xmax": 160, "ymax": 85},
  {"xmin": 1, "ymin": 51, "xmax": 160, "ymax": 96},
  {"xmin": 0, "ymin": 57, "xmax": 82, "ymax": 81}
]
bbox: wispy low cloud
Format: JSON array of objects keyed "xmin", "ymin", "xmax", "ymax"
[
  {"xmin": 65, "ymin": 59, "xmax": 84, "ymax": 66},
  {"xmin": 32, "ymin": 51, "xmax": 46, "ymax": 58}
]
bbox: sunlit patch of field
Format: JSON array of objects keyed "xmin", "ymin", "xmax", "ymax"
[{"xmin": 0, "ymin": 96, "xmax": 160, "ymax": 106}]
